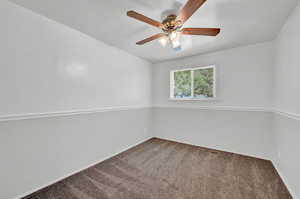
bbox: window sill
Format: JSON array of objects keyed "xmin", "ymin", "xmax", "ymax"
[{"xmin": 169, "ymin": 98, "xmax": 220, "ymax": 101}]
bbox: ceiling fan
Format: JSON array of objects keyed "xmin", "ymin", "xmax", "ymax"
[{"xmin": 127, "ymin": 0, "xmax": 220, "ymax": 51}]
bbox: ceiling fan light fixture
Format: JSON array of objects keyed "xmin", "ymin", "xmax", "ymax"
[
  {"xmin": 127, "ymin": 0, "xmax": 221, "ymax": 48},
  {"xmin": 169, "ymin": 31, "xmax": 182, "ymax": 51},
  {"xmin": 169, "ymin": 31, "xmax": 181, "ymax": 41},
  {"xmin": 172, "ymin": 39, "xmax": 181, "ymax": 51},
  {"xmin": 158, "ymin": 36, "xmax": 169, "ymax": 47},
  {"xmin": 169, "ymin": 31, "xmax": 178, "ymax": 41}
]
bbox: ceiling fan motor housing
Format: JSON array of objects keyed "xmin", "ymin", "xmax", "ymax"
[{"xmin": 162, "ymin": 14, "xmax": 182, "ymax": 32}]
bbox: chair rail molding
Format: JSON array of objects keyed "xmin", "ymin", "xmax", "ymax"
[
  {"xmin": 0, "ymin": 105, "xmax": 151, "ymax": 122},
  {"xmin": 1, "ymin": 105, "xmax": 299, "ymax": 122}
]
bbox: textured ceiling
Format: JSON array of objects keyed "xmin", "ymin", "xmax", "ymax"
[{"xmin": 9, "ymin": 0, "xmax": 299, "ymax": 63}]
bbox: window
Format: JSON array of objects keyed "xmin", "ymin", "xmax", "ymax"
[{"xmin": 170, "ymin": 65, "xmax": 216, "ymax": 100}]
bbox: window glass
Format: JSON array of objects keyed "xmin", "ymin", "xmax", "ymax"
[
  {"xmin": 194, "ymin": 68, "xmax": 214, "ymax": 98},
  {"xmin": 174, "ymin": 70, "xmax": 192, "ymax": 98}
]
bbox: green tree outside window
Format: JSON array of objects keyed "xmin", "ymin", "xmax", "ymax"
[{"xmin": 172, "ymin": 66, "xmax": 215, "ymax": 99}]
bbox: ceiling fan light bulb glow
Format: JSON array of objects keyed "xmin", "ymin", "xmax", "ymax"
[
  {"xmin": 158, "ymin": 37, "xmax": 168, "ymax": 47},
  {"xmin": 169, "ymin": 31, "xmax": 178, "ymax": 41}
]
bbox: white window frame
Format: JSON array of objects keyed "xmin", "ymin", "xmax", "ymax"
[{"xmin": 170, "ymin": 65, "xmax": 217, "ymax": 101}]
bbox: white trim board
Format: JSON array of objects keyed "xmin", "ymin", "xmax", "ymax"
[
  {"xmin": 153, "ymin": 105, "xmax": 271, "ymax": 112},
  {"xmin": 0, "ymin": 105, "xmax": 299, "ymax": 122},
  {"xmin": 273, "ymin": 109, "xmax": 300, "ymax": 121},
  {"xmin": 153, "ymin": 105, "xmax": 300, "ymax": 120},
  {"xmin": 0, "ymin": 105, "xmax": 151, "ymax": 122}
]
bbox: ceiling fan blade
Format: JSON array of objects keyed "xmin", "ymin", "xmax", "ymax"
[
  {"xmin": 127, "ymin": 11, "xmax": 163, "ymax": 28},
  {"xmin": 178, "ymin": 0, "xmax": 207, "ymax": 24},
  {"xmin": 182, "ymin": 28, "xmax": 220, "ymax": 36},
  {"xmin": 136, "ymin": 33, "xmax": 166, "ymax": 45}
]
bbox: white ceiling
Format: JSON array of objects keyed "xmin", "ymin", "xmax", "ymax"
[{"xmin": 9, "ymin": 0, "xmax": 299, "ymax": 63}]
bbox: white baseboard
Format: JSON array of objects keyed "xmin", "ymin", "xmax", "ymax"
[
  {"xmin": 15, "ymin": 137, "xmax": 152, "ymax": 199},
  {"xmin": 272, "ymin": 161, "xmax": 298, "ymax": 199},
  {"xmin": 155, "ymin": 136, "xmax": 270, "ymax": 160},
  {"xmin": 156, "ymin": 136, "xmax": 297, "ymax": 198},
  {"xmin": 13, "ymin": 137, "xmax": 299, "ymax": 199}
]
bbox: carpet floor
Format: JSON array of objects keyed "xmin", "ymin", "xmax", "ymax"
[{"xmin": 23, "ymin": 138, "xmax": 292, "ymax": 199}]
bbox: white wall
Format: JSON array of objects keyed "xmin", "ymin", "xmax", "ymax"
[
  {"xmin": 274, "ymin": 2, "xmax": 300, "ymax": 114},
  {"xmin": 273, "ymin": 114, "xmax": 300, "ymax": 199},
  {"xmin": 152, "ymin": 42, "xmax": 274, "ymax": 108},
  {"xmin": 151, "ymin": 42, "xmax": 275, "ymax": 160},
  {"xmin": 1, "ymin": 0, "xmax": 300, "ymax": 198},
  {"xmin": 0, "ymin": 0, "xmax": 151, "ymax": 117},
  {"xmin": 0, "ymin": 1, "xmax": 152, "ymax": 199},
  {"xmin": 273, "ymin": 2, "xmax": 300, "ymax": 198},
  {"xmin": 0, "ymin": 109, "xmax": 151, "ymax": 199},
  {"xmin": 152, "ymin": 108, "xmax": 273, "ymax": 159}
]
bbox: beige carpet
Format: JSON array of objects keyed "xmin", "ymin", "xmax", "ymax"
[{"xmin": 23, "ymin": 138, "xmax": 292, "ymax": 199}]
